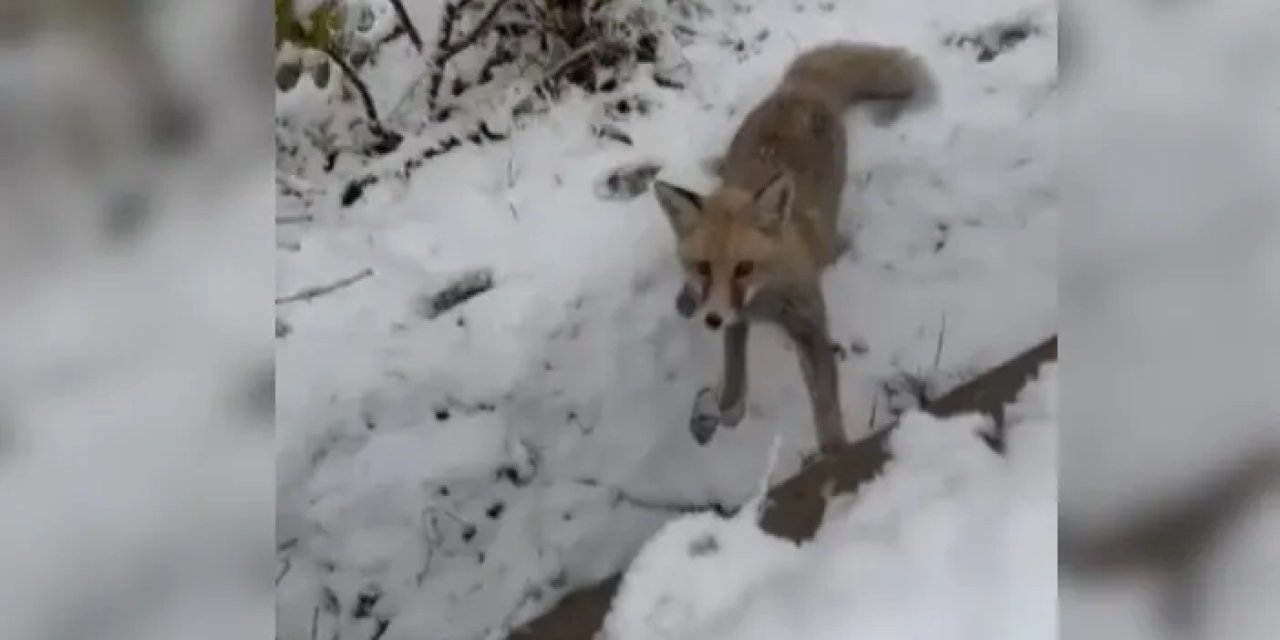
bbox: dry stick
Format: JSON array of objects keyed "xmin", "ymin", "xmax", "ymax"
[
  {"xmin": 277, "ymin": 214, "xmax": 315, "ymax": 224},
  {"xmin": 570, "ymin": 477, "xmax": 733, "ymax": 516},
  {"xmin": 379, "ymin": 24, "xmax": 408, "ymax": 45},
  {"xmin": 276, "ymin": 268, "xmax": 375, "ymax": 304},
  {"xmin": 387, "ymin": 0, "xmax": 425, "ymax": 51},
  {"xmin": 323, "ymin": 46, "xmax": 382, "ymax": 125},
  {"xmin": 933, "ymin": 313, "xmax": 948, "ymax": 368},
  {"xmin": 276, "ymin": 557, "xmax": 292, "ymax": 586}
]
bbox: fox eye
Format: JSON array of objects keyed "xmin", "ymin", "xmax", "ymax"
[
  {"xmin": 734, "ymin": 261, "xmax": 754, "ymax": 278},
  {"xmin": 694, "ymin": 261, "xmax": 712, "ymax": 277}
]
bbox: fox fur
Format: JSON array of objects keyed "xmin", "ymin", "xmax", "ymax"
[{"xmin": 653, "ymin": 42, "xmax": 934, "ymax": 453}]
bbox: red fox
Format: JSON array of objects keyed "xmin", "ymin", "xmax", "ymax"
[{"xmin": 653, "ymin": 42, "xmax": 934, "ymax": 453}]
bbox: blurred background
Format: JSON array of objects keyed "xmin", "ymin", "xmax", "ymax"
[
  {"xmin": 0, "ymin": 1, "xmax": 272, "ymax": 639},
  {"xmin": 1060, "ymin": 0, "xmax": 1279, "ymax": 639}
]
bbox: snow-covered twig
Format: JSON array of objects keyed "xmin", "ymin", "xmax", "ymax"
[
  {"xmin": 441, "ymin": 0, "xmax": 513, "ymax": 60},
  {"xmin": 276, "ymin": 556, "xmax": 292, "ymax": 586},
  {"xmin": 322, "ymin": 46, "xmax": 383, "ymax": 125},
  {"xmin": 511, "ymin": 40, "xmax": 606, "ymax": 115},
  {"xmin": 427, "ymin": 0, "xmax": 510, "ymax": 106},
  {"xmin": 276, "ymin": 268, "xmax": 375, "ymax": 304},
  {"xmin": 571, "ymin": 478, "xmax": 736, "ymax": 516},
  {"xmin": 417, "ymin": 509, "xmax": 445, "ymax": 585},
  {"xmin": 277, "ymin": 171, "xmax": 324, "ymax": 195},
  {"xmin": 339, "ymin": 120, "xmax": 507, "ymax": 207},
  {"xmin": 543, "ymin": 40, "xmax": 607, "ymax": 84}
]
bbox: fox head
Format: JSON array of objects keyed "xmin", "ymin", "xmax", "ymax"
[{"xmin": 652, "ymin": 173, "xmax": 796, "ymax": 331}]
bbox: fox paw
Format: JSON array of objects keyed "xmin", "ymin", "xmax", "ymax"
[
  {"xmin": 690, "ymin": 387, "xmax": 721, "ymax": 445},
  {"xmin": 716, "ymin": 389, "xmax": 746, "ymax": 428}
]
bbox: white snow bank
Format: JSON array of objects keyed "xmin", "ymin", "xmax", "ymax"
[{"xmin": 603, "ymin": 364, "xmax": 1057, "ymax": 640}]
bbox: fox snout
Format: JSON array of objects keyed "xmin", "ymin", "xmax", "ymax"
[
  {"xmin": 675, "ymin": 280, "xmax": 745, "ymax": 331},
  {"xmin": 674, "ymin": 284, "xmax": 698, "ymax": 318}
]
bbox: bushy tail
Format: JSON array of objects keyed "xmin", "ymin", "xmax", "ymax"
[{"xmin": 781, "ymin": 42, "xmax": 936, "ymax": 112}]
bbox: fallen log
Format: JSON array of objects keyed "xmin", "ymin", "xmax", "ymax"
[{"xmin": 509, "ymin": 336, "xmax": 1058, "ymax": 639}]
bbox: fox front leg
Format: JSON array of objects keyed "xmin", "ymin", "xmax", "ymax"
[
  {"xmin": 687, "ymin": 323, "xmax": 748, "ymax": 445},
  {"xmin": 717, "ymin": 322, "xmax": 749, "ymax": 427},
  {"xmin": 680, "ymin": 282, "xmax": 723, "ymax": 445}
]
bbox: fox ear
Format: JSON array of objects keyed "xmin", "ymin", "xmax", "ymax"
[
  {"xmin": 652, "ymin": 180, "xmax": 703, "ymax": 237},
  {"xmin": 753, "ymin": 172, "xmax": 795, "ymax": 235}
]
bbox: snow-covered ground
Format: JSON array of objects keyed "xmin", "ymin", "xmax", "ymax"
[
  {"xmin": 603, "ymin": 363, "xmax": 1057, "ymax": 640},
  {"xmin": 275, "ymin": 0, "xmax": 1056, "ymax": 638}
]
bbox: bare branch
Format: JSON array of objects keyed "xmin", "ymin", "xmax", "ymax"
[
  {"xmin": 933, "ymin": 313, "xmax": 948, "ymax": 368},
  {"xmin": 277, "ymin": 268, "xmax": 375, "ymax": 304},
  {"xmin": 387, "ymin": 0, "xmax": 425, "ymax": 51},
  {"xmin": 276, "ymin": 556, "xmax": 292, "ymax": 586},
  {"xmin": 426, "ymin": 0, "xmax": 514, "ymax": 107},
  {"xmin": 510, "ymin": 41, "xmax": 604, "ymax": 115},
  {"xmin": 323, "ymin": 46, "xmax": 381, "ymax": 125},
  {"xmin": 570, "ymin": 477, "xmax": 737, "ymax": 516},
  {"xmin": 442, "ymin": 0, "xmax": 512, "ymax": 59}
]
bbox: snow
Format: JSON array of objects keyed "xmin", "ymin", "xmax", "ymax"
[
  {"xmin": 275, "ymin": 0, "xmax": 1056, "ymax": 638},
  {"xmin": 603, "ymin": 364, "xmax": 1057, "ymax": 640}
]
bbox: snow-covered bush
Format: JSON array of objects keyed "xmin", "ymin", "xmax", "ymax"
[{"xmin": 275, "ymin": 0, "xmax": 684, "ymax": 177}]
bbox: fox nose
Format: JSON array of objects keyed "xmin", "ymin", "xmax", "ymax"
[{"xmin": 704, "ymin": 313, "xmax": 723, "ymax": 330}]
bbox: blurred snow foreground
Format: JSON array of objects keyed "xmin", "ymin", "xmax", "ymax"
[{"xmin": 603, "ymin": 365, "xmax": 1057, "ymax": 640}]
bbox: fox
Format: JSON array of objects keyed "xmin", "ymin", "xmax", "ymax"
[{"xmin": 652, "ymin": 42, "xmax": 934, "ymax": 454}]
